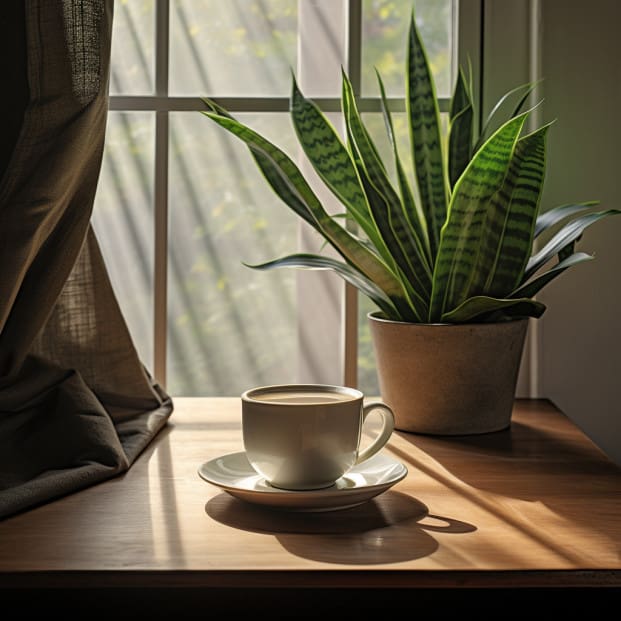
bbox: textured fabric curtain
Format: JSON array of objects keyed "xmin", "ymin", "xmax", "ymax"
[{"xmin": 0, "ymin": 0, "xmax": 172, "ymax": 519}]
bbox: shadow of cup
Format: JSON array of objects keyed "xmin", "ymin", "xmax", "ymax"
[{"xmin": 206, "ymin": 490, "xmax": 476, "ymax": 565}]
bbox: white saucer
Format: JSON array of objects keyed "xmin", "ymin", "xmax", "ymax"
[{"xmin": 198, "ymin": 452, "xmax": 407, "ymax": 512}]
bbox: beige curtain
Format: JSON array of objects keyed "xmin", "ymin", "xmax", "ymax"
[{"xmin": 0, "ymin": 0, "xmax": 172, "ymax": 519}]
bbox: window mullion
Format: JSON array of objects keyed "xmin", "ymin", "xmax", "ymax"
[
  {"xmin": 457, "ymin": 0, "xmax": 483, "ymax": 133},
  {"xmin": 153, "ymin": 0, "xmax": 170, "ymax": 387},
  {"xmin": 109, "ymin": 95, "xmax": 449, "ymax": 113},
  {"xmin": 342, "ymin": 0, "xmax": 363, "ymax": 389},
  {"xmin": 294, "ymin": 0, "xmax": 348, "ymax": 386},
  {"xmin": 347, "ymin": 0, "xmax": 363, "ymax": 95}
]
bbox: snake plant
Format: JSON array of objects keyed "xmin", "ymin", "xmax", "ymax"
[{"xmin": 201, "ymin": 14, "xmax": 619, "ymax": 323}]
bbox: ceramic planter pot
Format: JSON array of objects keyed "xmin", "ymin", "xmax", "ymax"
[{"xmin": 368, "ymin": 312, "xmax": 528, "ymax": 435}]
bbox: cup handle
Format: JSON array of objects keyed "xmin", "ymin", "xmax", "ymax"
[{"xmin": 355, "ymin": 402, "xmax": 395, "ymax": 464}]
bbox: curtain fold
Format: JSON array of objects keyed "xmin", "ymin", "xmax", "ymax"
[{"xmin": 0, "ymin": 0, "xmax": 172, "ymax": 520}]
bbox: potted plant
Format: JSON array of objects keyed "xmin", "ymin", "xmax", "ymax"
[{"xmin": 201, "ymin": 12, "xmax": 619, "ymax": 435}]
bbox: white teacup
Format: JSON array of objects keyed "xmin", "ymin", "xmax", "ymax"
[{"xmin": 241, "ymin": 384, "xmax": 395, "ymax": 490}]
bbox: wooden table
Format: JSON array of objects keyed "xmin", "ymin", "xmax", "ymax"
[{"xmin": 1, "ymin": 399, "xmax": 620, "ymax": 613}]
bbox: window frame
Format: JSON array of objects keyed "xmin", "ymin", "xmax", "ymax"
[{"xmin": 107, "ymin": 0, "xmax": 482, "ymax": 390}]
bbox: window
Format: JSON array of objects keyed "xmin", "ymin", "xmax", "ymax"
[{"xmin": 95, "ymin": 0, "xmax": 472, "ymax": 396}]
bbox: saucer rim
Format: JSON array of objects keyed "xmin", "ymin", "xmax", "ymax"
[{"xmin": 198, "ymin": 451, "xmax": 408, "ymax": 497}]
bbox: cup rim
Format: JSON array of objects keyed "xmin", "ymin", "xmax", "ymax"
[{"xmin": 241, "ymin": 383, "xmax": 363, "ymax": 405}]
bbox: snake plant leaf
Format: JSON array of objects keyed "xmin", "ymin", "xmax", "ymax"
[
  {"xmin": 202, "ymin": 102, "xmax": 317, "ymax": 230},
  {"xmin": 509, "ymin": 83, "xmax": 540, "ymax": 121},
  {"xmin": 340, "ymin": 69, "xmax": 386, "ymax": 172},
  {"xmin": 340, "ymin": 112, "xmax": 424, "ymax": 320},
  {"xmin": 201, "ymin": 111, "xmax": 343, "ymax": 231},
  {"xmin": 534, "ymin": 201, "xmax": 599, "ymax": 237},
  {"xmin": 376, "ymin": 69, "xmax": 432, "ymax": 266},
  {"xmin": 360, "ymin": 174, "xmax": 431, "ymax": 321},
  {"xmin": 442, "ymin": 295, "xmax": 546, "ymax": 323},
  {"xmin": 407, "ymin": 12, "xmax": 447, "ymax": 259},
  {"xmin": 202, "ymin": 111, "xmax": 415, "ymax": 320},
  {"xmin": 534, "ymin": 201, "xmax": 597, "ymax": 266},
  {"xmin": 342, "ymin": 72, "xmax": 432, "ymax": 316},
  {"xmin": 202, "ymin": 97, "xmax": 232, "ymax": 118},
  {"xmin": 474, "ymin": 81, "xmax": 539, "ymax": 153},
  {"xmin": 511, "ymin": 252, "xmax": 594, "ymax": 299},
  {"xmin": 525, "ymin": 209, "xmax": 621, "ymax": 279},
  {"xmin": 245, "ymin": 253, "xmax": 398, "ymax": 317},
  {"xmin": 430, "ymin": 112, "xmax": 529, "ymax": 321},
  {"xmin": 448, "ymin": 68, "xmax": 473, "ymax": 188},
  {"xmin": 203, "ymin": 100, "xmax": 313, "ymax": 223},
  {"xmin": 481, "ymin": 123, "xmax": 550, "ymax": 296},
  {"xmin": 290, "ymin": 78, "xmax": 384, "ymax": 251}
]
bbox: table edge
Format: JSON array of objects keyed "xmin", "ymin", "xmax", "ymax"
[{"xmin": 1, "ymin": 569, "xmax": 619, "ymax": 589}]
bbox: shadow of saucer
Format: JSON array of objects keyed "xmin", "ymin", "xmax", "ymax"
[
  {"xmin": 206, "ymin": 489, "xmax": 428, "ymax": 535},
  {"xmin": 206, "ymin": 491, "xmax": 476, "ymax": 565}
]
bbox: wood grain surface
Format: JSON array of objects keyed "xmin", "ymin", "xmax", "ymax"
[{"xmin": 0, "ymin": 398, "xmax": 619, "ymax": 588}]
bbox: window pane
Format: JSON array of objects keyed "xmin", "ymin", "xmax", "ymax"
[
  {"xmin": 93, "ymin": 112, "xmax": 155, "ymax": 369},
  {"xmin": 110, "ymin": 0, "xmax": 155, "ymax": 95},
  {"xmin": 168, "ymin": 113, "xmax": 299, "ymax": 396},
  {"xmin": 358, "ymin": 293, "xmax": 380, "ymax": 396},
  {"xmin": 297, "ymin": 0, "xmax": 346, "ymax": 98},
  {"xmin": 362, "ymin": 0, "xmax": 453, "ymax": 97},
  {"xmin": 170, "ymin": 0, "xmax": 297, "ymax": 96}
]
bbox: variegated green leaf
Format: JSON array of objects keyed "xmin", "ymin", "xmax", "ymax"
[
  {"xmin": 509, "ymin": 83, "xmax": 540, "ymax": 120},
  {"xmin": 357, "ymin": 173, "xmax": 428, "ymax": 320},
  {"xmin": 407, "ymin": 13, "xmax": 448, "ymax": 258},
  {"xmin": 525, "ymin": 209, "xmax": 621, "ymax": 279},
  {"xmin": 245, "ymin": 253, "xmax": 398, "ymax": 317},
  {"xmin": 202, "ymin": 101, "xmax": 317, "ymax": 229},
  {"xmin": 481, "ymin": 123, "xmax": 550, "ymax": 296},
  {"xmin": 201, "ymin": 112, "xmax": 340, "ymax": 231},
  {"xmin": 202, "ymin": 110, "xmax": 416, "ymax": 320},
  {"xmin": 290, "ymin": 79, "xmax": 385, "ymax": 252},
  {"xmin": 202, "ymin": 97, "xmax": 231, "ymax": 117},
  {"xmin": 442, "ymin": 295, "xmax": 546, "ymax": 323},
  {"xmin": 430, "ymin": 112, "xmax": 529, "ymax": 321},
  {"xmin": 448, "ymin": 68, "xmax": 473, "ymax": 188},
  {"xmin": 376, "ymin": 69, "xmax": 431, "ymax": 267},
  {"xmin": 534, "ymin": 202, "xmax": 598, "ymax": 237},
  {"xmin": 343, "ymin": 73, "xmax": 431, "ymax": 319},
  {"xmin": 341, "ymin": 69, "xmax": 386, "ymax": 172},
  {"xmin": 512, "ymin": 252, "xmax": 593, "ymax": 299},
  {"xmin": 474, "ymin": 81, "xmax": 539, "ymax": 153}
]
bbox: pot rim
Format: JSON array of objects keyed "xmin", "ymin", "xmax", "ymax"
[{"xmin": 367, "ymin": 310, "xmax": 529, "ymax": 328}]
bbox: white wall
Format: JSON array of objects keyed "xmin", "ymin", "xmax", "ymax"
[
  {"xmin": 483, "ymin": 0, "xmax": 621, "ymax": 463},
  {"xmin": 481, "ymin": 0, "xmax": 533, "ymax": 399},
  {"xmin": 537, "ymin": 0, "xmax": 621, "ymax": 463}
]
